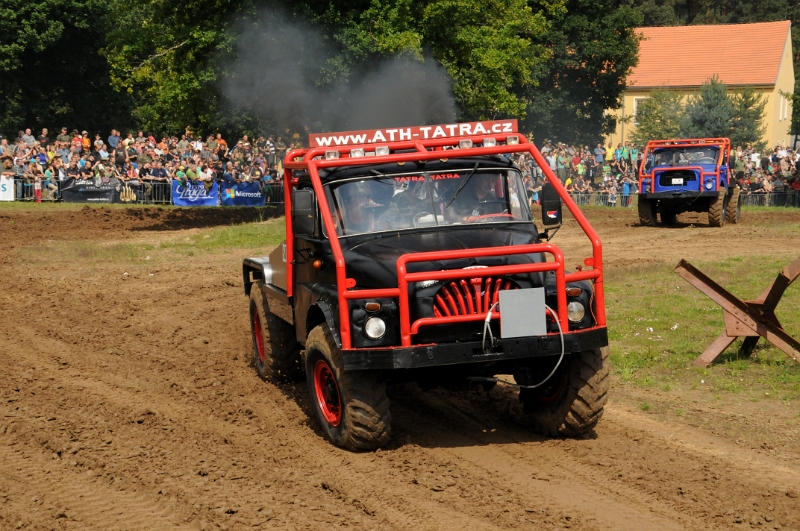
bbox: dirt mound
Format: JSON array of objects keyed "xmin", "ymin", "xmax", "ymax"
[{"xmin": 0, "ymin": 205, "xmax": 283, "ymax": 250}]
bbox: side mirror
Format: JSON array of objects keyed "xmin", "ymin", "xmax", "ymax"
[
  {"xmin": 540, "ymin": 181, "xmax": 562, "ymax": 227},
  {"xmin": 292, "ymin": 188, "xmax": 317, "ymax": 237}
]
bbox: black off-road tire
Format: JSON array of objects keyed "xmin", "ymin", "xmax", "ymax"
[
  {"xmin": 726, "ymin": 187, "xmax": 741, "ymax": 224},
  {"xmin": 637, "ymin": 197, "xmax": 657, "ymax": 227},
  {"xmin": 250, "ymin": 282, "xmax": 303, "ymax": 381},
  {"xmin": 520, "ymin": 347, "xmax": 610, "ymax": 437},
  {"xmin": 305, "ymin": 324, "xmax": 391, "ymax": 451},
  {"xmin": 708, "ymin": 192, "xmax": 727, "ymax": 227}
]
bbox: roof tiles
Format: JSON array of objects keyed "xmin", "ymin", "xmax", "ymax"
[{"xmin": 629, "ymin": 21, "xmax": 791, "ymax": 88}]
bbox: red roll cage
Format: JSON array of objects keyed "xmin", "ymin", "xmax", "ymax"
[
  {"xmin": 282, "ymin": 125, "xmax": 606, "ymax": 350},
  {"xmin": 638, "ymin": 138, "xmax": 731, "ymax": 194}
]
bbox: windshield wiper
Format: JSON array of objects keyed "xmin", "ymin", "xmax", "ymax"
[{"xmin": 445, "ymin": 162, "xmax": 479, "ymax": 208}]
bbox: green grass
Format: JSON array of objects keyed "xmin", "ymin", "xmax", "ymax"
[
  {"xmin": 606, "ymin": 255, "xmax": 800, "ymax": 401},
  {"xmin": 157, "ymin": 218, "xmax": 285, "ymax": 254}
]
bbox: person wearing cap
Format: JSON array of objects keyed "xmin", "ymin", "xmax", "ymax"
[
  {"xmin": 81, "ymin": 131, "xmax": 91, "ymax": 152},
  {"xmin": 175, "ymin": 165, "xmax": 187, "ymax": 187},
  {"xmin": 56, "ymin": 127, "xmax": 70, "ymax": 143}
]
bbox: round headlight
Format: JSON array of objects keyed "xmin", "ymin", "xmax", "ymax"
[
  {"xmin": 705, "ymin": 181, "xmax": 713, "ymax": 190},
  {"xmin": 567, "ymin": 301, "xmax": 585, "ymax": 323},
  {"xmin": 364, "ymin": 317, "xmax": 386, "ymax": 339}
]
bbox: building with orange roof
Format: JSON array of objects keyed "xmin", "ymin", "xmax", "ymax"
[{"xmin": 607, "ymin": 21, "xmax": 794, "ymax": 149}]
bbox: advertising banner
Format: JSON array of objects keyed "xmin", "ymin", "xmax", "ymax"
[
  {"xmin": 0, "ymin": 176, "xmax": 14, "ymax": 201},
  {"xmin": 171, "ymin": 181, "xmax": 218, "ymax": 207},
  {"xmin": 220, "ymin": 181, "xmax": 266, "ymax": 206},
  {"xmin": 61, "ymin": 178, "xmax": 118, "ymax": 203},
  {"xmin": 308, "ymin": 119, "xmax": 519, "ymax": 148},
  {"xmin": 60, "ymin": 178, "xmax": 142, "ymax": 203}
]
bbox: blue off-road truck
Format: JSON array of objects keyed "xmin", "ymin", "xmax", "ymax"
[{"xmin": 637, "ymin": 138, "xmax": 741, "ymax": 227}]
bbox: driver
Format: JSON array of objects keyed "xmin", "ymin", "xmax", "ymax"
[
  {"xmin": 448, "ymin": 172, "xmax": 502, "ymax": 222},
  {"xmin": 336, "ymin": 182, "xmax": 381, "ymax": 234}
]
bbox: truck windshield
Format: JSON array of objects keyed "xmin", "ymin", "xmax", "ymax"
[
  {"xmin": 323, "ymin": 168, "xmax": 532, "ymax": 237},
  {"xmin": 652, "ymin": 146, "xmax": 720, "ymax": 167}
]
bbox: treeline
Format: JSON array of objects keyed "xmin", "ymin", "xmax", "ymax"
[{"xmin": 0, "ymin": 0, "xmax": 797, "ymax": 142}]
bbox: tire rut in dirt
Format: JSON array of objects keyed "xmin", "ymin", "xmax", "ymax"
[{"xmin": 0, "ymin": 433, "xmax": 187, "ymax": 530}]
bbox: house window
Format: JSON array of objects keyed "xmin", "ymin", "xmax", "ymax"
[{"xmin": 633, "ymin": 97, "xmax": 648, "ymax": 126}]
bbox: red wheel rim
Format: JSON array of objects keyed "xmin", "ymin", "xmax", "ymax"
[
  {"xmin": 252, "ymin": 309, "xmax": 265, "ymax": 364},
  {"xmin": 313, "ymin": 360, "xmax": 342, "ymax": 426},
  {"xmin": 536, "ymin": 364, "xmax": 568, "ymax": 404}
]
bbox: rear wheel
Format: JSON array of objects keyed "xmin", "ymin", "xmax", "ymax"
[
  {"xmin": 637, "ymin": 197, "xmax": 657, "ymax": 227},
  {"xmin": 305, "ymin": 324, "xmax": 391, "ymax": 451},
  {"xmin": 250, "ymin": 282, "xmax": 303, "ymax": 381},
  {"xmin": 726, "ymin": 187, "xmax": 741, "ymax": 224},
  {"xmin": 519, "ymin": 347, "xmax": 610, "ymax": 437},
  {"xmin": 708, "ymin": 191, "xmax": 727, "ymax": 227}
]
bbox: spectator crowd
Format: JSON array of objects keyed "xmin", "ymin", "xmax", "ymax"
[
  {"xmin": 514, "ymin": 139, "xmax": 800, "ymax": 208},
  {"xmin": 0, "ymin": 127, "xmax": 298, "ymax": 202},
  {"xmin": 1, "ymin": 126, "xmax": 799, "ymax": 208}
]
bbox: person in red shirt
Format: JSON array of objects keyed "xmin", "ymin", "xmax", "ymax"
[{"xmin": 71, "ymin": 130, "xmax": 83, "ymax": 153}]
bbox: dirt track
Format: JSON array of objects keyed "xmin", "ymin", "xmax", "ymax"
[{"xmin": 1, "ymin": 206, "xmax": 799, "ymax": 530}]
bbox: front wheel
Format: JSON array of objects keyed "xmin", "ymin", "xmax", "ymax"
[
  {"xmin": 305, "ymin": 324, "xmax": 391, "ymax": 451},
  {"xmin": 519, "ymin": 347, "xmax": 610, "ymax": 437},
  {"xmin": 708, "ymin": 192, "xmax": 727, "ymax": 227}
]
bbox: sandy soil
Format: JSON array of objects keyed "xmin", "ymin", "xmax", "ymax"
[{"xmin": 1, "ymin": 205, "xmax": 799, "ymax": 531}]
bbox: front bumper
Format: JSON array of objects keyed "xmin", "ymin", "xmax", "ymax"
[
  {"xmin": 641, "ymin": 191, "xmax": 719, "ymax": 200},
  {"xmin": 342, "ymin": 327, "xmax": 608, "ymax": 370}
]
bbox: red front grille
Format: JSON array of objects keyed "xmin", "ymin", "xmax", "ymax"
[{"xmin": 433, "ymin": 277, "xmax": 519, "ymax": 317}]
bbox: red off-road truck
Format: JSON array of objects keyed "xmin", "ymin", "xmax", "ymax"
[{"xmin": 243, "ymin": 120, "xmax": 610, "ymax": 450}]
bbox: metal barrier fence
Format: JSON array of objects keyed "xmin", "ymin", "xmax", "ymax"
[
  {"xmin": 8, "ymin": 178, "xmax": 286, "ymax": 205},
  {"xmin": 7, "ymin": 178, "xmax": 798, "ymax": 209},
  {"xmin": 569, "ymin": 192, "xmax": 636, "ymax": 207},
  {"xmin": 738, "ymin": 192, "xmax": 800, "ymax": 208}
]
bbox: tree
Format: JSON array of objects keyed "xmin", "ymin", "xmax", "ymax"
[
  {"xmin": 729, "ymin": 87, "xmax": 767, "ymax": 150},
  {"xmin": 630, "ymin": 89, "xmax": 684, "ymax": 144},
  {"xmin": 419, "ymin": 0, "xmax": 550, "ymax": 120},
  {"xmin": 521, "ymin": 0, "xmax": 644, "ymax": 145},
  {"xmin": 680, "ymin": 76, "xmax": 734, "ymax": 138},
  {"xmin": 0, "ymin": 0, "xmax": 134, "ymax": 135},
  {"xmin": 103, "ymin": 0, "xmax": 252, "ymax": 135}
]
